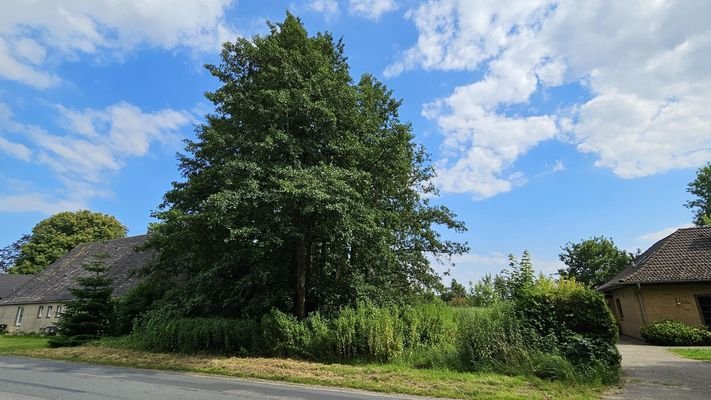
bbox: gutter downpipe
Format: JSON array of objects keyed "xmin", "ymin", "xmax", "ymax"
[{"xmin": 637, "ymin": 282, "xmax": 649, "ymax": 326}]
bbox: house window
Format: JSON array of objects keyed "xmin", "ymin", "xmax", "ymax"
[
  {"xmin": 615, "ymin": 298, "xmax": 625, "ymax": 320},
  {"xmin": 37, "ymin": 306, "xmax": 44, "ymax": 318},
  {"xmin": 55, "ymin": 305, "xmax": 62, "ymax": 318},
  {"xmin": 14, "ymin": 307, "xmax": 24, "ymax": 326},
  {"xmin": 46, "ymin": 306, "xmax": 53, "ymax": 318}
]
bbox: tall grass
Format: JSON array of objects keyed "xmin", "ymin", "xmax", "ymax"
[{"xmin": 131, "ymin": 281, "xmax": 620, "ymax": 384}]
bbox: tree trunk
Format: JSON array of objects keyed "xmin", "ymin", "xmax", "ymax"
[{"xmin": 296, "ymin": 236, "xmax": 307, "ymax": 320}]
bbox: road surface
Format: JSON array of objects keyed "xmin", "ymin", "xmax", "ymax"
[
  {"xmin": 605, "ymin": 337, "xmax": 711, "ymax": 400},
  {"xmin": 0, "ymin": 356, "xmax": 422, "ymax": 400}
]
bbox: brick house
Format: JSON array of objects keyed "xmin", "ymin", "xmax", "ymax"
[
  {"xmin": 0, "ymin": 235, "xmax": 152, "ymax": 333},
  {"xmin": 598, "ymin": 227, "xmax": 711, "ymax": 339}
]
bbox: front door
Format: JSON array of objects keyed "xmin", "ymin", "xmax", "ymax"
[{"xmin": 697, "ymin": 295, "xmax": 711, "ymax": 326}]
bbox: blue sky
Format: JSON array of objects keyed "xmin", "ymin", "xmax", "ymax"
[{"xmin": 1, "ymin": 0, "xmax": 709, "ymax": 284}]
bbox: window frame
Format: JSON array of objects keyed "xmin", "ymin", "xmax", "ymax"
[
  {"xmin": 37, "ymin": 305, "xmax": 44, "ymax": 319},
  {"xmin": 14, "ymin": 307, "xmax": 24, "ymax": 326},
  {"xmin": 615, "ymin": 298, "xmax": 625, "ymax": 320},
  {"xmin": 46, "ymin": 305, "xmax": 53, "ymax": 319}
]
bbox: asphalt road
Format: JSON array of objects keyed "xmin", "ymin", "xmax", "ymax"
[
  {"xmin": 605, "ymin": 337, "xmax": 711, "ymax": 400},
  {"xmin": 0, "ymin": 356, "xmax": 419, "ymax": 400}
]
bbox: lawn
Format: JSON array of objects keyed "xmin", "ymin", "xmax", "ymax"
[
  {"xmin": 0, "ymin": 335, "xmax": 49, "ymax": 353},
  {"xmin": 0, "ymin": 337, "xmax": 604, "ymax": 400},
  {"xmin": 669, "ymin": 348, "xmax": 711, "ymax": 361}
]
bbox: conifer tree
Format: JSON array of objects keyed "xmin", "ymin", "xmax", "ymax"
[{"xmin": 51, "ymin": 254, "xmax": 114, "ymax": 346}]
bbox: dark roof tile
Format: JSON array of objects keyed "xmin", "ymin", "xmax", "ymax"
[
  {"xmin": 0, "ymin": 274, "xmax": 33, "ymax": 299},
  {"xmin": 0, "ymin": 235, "xmax": 153, "ymax": 305},
  {"xmin": 599, "ymin": 227, "xmax": 711, "ymax": 291}
]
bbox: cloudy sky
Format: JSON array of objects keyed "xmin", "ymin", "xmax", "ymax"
[{"xmin": 1, "ymin": 0, "xmax": 708, "ymax": 284}]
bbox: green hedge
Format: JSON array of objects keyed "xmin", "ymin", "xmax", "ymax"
[
  {"xmin": 641, "ymin": 320, "xmax": 711, "ymax": 346},
  {"xmin": 514, "ymin": 278, "xmax": 621, "ymax": 382}
]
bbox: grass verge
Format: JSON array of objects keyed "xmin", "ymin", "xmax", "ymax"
[
  {"xmin": 669, "ymin": 348, "xmax": 711, "ymax": 361},
  {"xmin": 0, "ymin": 335, "xmax": 49, "ymax": 352},
  {"xmin": 0, "ymin": 337, "xmax": 603, "ymax": 400}
]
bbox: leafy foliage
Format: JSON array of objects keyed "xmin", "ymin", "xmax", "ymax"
[
  {"xmin": 0, "ymin": 234, "xmax": 29, "ymax": 273},
  {"xmin": 8, "ymin": 210, "xmax": 127, "ymax": 275},
  {"xmin": 686, "ymin": 163, "xmax": 711, "ymax": 226},
  {"xmin": 514, "ymin": 278, "xmax": 620, "ymax": 382},
  {"xmin": 558, "ymin": 237, "xmax": 635, "ymax": 288},
  {"xmin": 49, "ymin": 254, "xmax": 115, "ymax": 347},
  {"xmin": 641, "ymin": 320, "xmax": 711, "ymax": 346},
  {"xmin": 144, "ymin": 14, "xmax": 467, "ymax": 319},
  {"xmin": 133, "ymin": 294, "xmax": 620, "ymax": 383}
]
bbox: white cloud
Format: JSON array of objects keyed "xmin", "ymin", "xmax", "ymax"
[
  {"xmin": 0, "ymin": 0, "xmax": 238, "ymax": 88},
  {"xmin": 551, "ymin": 160, "xmax": 565, "ymax": 173},
  {"xmin": 0, "ymin": 193, "xmax": 87, "ymax": 214},
  {"xmin": 0, "ymin": 101, "xmax": 192, "ymax": 213},
  {"xmin": 391, "ymin": 0, "xmax": 711, "ymax": 197},
  {"xmin": 0, "ymin": 136, "xmax": 31, "ymax": 161},
  {"xmin": 437, "ymin": 251, "xmax": 560, "ymax": 285},
  {"xmin": 308, "ymin": 0, "xmax": 340, "ymax": 20},
  {"xmin": 635, "ymin": 224, "xmax": 694, "ymax": 244},
  {"xmin": 349, "ymin": 0, "xmax": 398, "ymax": 21}
]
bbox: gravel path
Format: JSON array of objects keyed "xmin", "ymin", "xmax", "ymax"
[{"xmin": 605, "ymin": 336, "xmax": 711, "ymax": 400}]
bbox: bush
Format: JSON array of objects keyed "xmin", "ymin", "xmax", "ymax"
[
  {"xmin": 48, "ymin": 336, "xmax": 85, "ymax": 348},
  {"xmin": 641, "ymin": 320, "xmax": 711, "ymax": 346},
  {"xmin": 514, "ymin": 278, "xmax": 621, "ymax": 383}
]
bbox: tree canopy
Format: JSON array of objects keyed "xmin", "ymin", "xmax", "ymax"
[
  {"xmin": 7, "ymin": 210, "xmax": 127, "ymax": 275},
  {"xmin": 557, "ymin": 237, "xmax": 634, "ymax": 288},
  {"xmin": 145, "ymin": 14, "xmax": 467, "ymax": 319},
  {"xmin": 685, "ymin": 163, "xmax": 711, "ymax": 227}
]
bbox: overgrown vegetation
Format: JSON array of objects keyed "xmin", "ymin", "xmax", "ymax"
[
  {"xmin": 640, "ymin": 320, "xmax": 711, "ymax": 346},
  {"xmin": 129, "ymin": 278, "xmax": 619, "ymax": 384}
]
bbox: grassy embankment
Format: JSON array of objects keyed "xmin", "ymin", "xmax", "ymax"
[
  {"xmin": 0, "ymin": 335, "xmax": 603, "ymax": 400},
  {"xmin": 669, "ymin": 348, "xmax": 711, "ymax": 361}
]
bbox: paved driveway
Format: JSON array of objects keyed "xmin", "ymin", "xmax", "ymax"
[{"xmin": 606, "ymin": 337, "xmax": 711, "ymax": 400}]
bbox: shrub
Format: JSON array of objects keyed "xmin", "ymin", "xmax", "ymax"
[
  {"xmin": 514, "ymin": 278, "xmax": 621, "ymax": 383},
  {"xmin": 259, "ymin": 309, "xmax": 311, "ymax": 357},
  {"xmin": 641, "ymin": 320, "xmax": 711, "ymax": 346}
]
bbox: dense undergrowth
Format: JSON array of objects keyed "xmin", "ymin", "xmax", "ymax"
[{"xmin": 127, "ymin": 279, "xmax": 620, "ymax": 384}]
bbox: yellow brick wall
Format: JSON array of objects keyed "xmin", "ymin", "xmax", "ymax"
[
  {"xmin": 0, "ymin": 303, "xmax": 64, "ymax": 333},
  {"xmin": 610, "ymin": 286, "xmax": 645, "ymax": 339},
  {"xmin": 640, "ymin": 283, "xmax": 711, "ymax": 327},
  {"xmin": 609, "ymin": 283, "xmax": 711, "ymax": 339}
]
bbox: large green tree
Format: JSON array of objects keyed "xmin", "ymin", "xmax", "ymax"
[
  {"xmin": 685, "ymin": 163, "xmax": 711, "ymax": 226},
  {"xmin": 8, "ymin": 210, "xmax": 127, "ymax": 274},
  {"xmin": 558, "ymin": 237, "xmax": 634, "ymax": 288},
  {"xmin": 145, "ymin": 14, "xmax": 467, "ymax": 319}
]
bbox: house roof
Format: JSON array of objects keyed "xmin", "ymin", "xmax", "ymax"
[
  {"xmin": 0, "ymin": 274, "xmax": 32, "ymax": 299},
  {"xmin": 0, "ymin": 235, "xmax": 153, "ymax": 305},
  {"xmin": 599, "ymin": 227, "xmax": 711, "ymax": 292}
]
